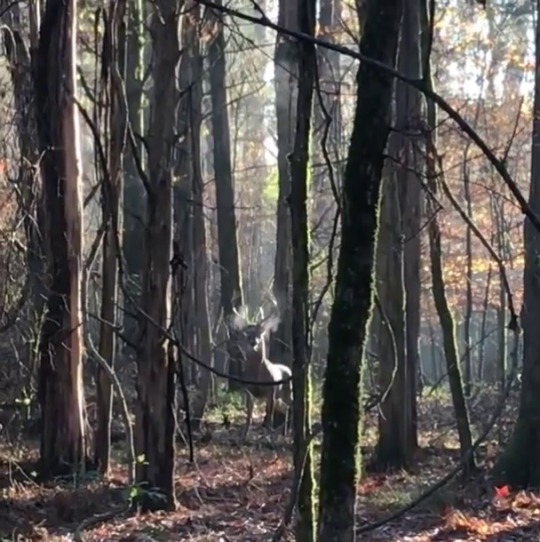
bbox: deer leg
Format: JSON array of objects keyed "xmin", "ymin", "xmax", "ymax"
[
  {"xmin": 264, "ymin": 389, "xmax": 275, "ymax": 429},
  {"xmin": 243, "ymin": 391, "xmax": 254, "ymax": 443}
]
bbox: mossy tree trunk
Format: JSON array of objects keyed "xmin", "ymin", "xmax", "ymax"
[
  {"xmin": 289, "ymin": 0, "xmax": 316, "ymax": 537},
  {"xmin": 34, "ymin": 0, "xmax": 88, "ymax": 478},
  {"xmin": 317, "ymin": 0, "xmax": 403, "ymax": 538}
]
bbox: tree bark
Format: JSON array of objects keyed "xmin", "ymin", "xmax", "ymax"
[
  {"xmin": 317, "ymin": 0, "xmax": 403, "ymax": 538},
  {"xmin": 2, "ymin": 12, "xmax": 47, "ymax": 373},
  {"xmin": 375, "ymin": 0, "xmax": 421, "ymax": 469},
  {"xmin": 271, "ymin": 0, "xmax": 298, "ymax": 370},
  {"xmin": 207, "ymin": 0, "xmax": 244, "ymax": 389},
  {"xmin": 123, "ymin": 0, "xmax": 147, "ymax": 344},
  {"xmin": 375, "ymin": 170, "xmax": 409, "ymax": 469},
  {"xmin": 494, "ymin": 0, "xmax": 540, "ymax": 488},
  {"xmin": 133, "ymin": 0, "xmax": 178, "ymax": 511},
  {"xmin": 463, "ymin": 165, "xmax": 473, "ymax": 397},
  {"xmin": 95, "ymin": 0, "xmax": 127, "ymax": 475},
  {"xmin": 311, "ymin": 0, "xmax": 341, "ymax": 248},
  {"xmin": 289, "ymin": 0, "xmax": 316, "ymax": 537},
  {"xmin": 177, "ymin": 2, "xmax": 213, "ymax": 426},
  {"xmin": 34, "ymin": 0, "xmax": 87, "ymax": 477}
]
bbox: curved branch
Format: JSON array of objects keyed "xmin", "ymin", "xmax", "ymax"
[{"xmin": 195, "ymin": 0, "xmax": 540, "ymax": 233}]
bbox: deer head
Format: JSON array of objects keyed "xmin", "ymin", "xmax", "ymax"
[{"xmin": 227, "ymin": 305, "xmax": 281, "ymax": 358}]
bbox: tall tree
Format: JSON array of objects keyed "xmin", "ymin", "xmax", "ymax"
[
  {"xmin": 375, "ymin": 0, "xmax": 421, "ymax": 468},
  {"xmin": 133, "ymin": 0, "xmax": 178, "ymax": 511},
  {"xmin": 123, "ymin": 0, "xmax": 147, "ymax": 344},
  {"xmin": 311, "ymin": 0, "xmax": 341, "ymax": 248},
  {"xmin": 95, "ymin": 0, "xmax": 128, "ymax": 475},
  {"xmin": 176, "ymin": 1, "xmax": 213, "ymax": 425},
  {"xmin": 3, "ymin": 2, "xmax": 47, "ymax": 327},
  {"xmin": 271, "ymin": 0, "xmax": 298, "ymax": 370},
  {"xmin": 317, "ymin": 0, "xmax": 403, "ymax": 538},
  {"xmin": 34, "ymin": 0, "xmax": 87, "ymax": 477},
  {"xmin": 494, "ymin": 0, "xmax": 540, "ymax": 488},
  {"xmin": 422, "ymin": 0, "xmax": 475, "ymax": 474},
  {"xmin": 290, "ymin": 0, "xmax": 316, "ymax": 537},
  {"xmin": 207, "ymin": 0, "xmax": 244, "ymax": 388}
]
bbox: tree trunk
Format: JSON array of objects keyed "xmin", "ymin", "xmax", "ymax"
[
  {"xmin": 2, "ymin": 13, "xmax": 47, "ymax": 378},
  {"xmin": 423, "ymin": 51, "xmax": 476, "ymax": 474},
  {"xmin": 317, "ymin": 0, "xmax": 403, "ymax": 538},
  {"xmin": 95, "ymin": 0, "xmax": 127, "ymax": 475},
  {"xmin": 178, "ymin": 2, "xmax": 213, "ymax": 426},
  {"xmin": 400, "ymin": 0, "xmax": 422, "ymax": 454},
  {"xmin": 289, "ymin": 0, "xmax": 316, "ymax": 537},
  {"xmin": 463, "ymin": 166, "xmax": 473, "ymax": 397},
  {"xmin": 207, "ymin": 0, "xmax": 244, "ymax": 389},
  {"xmin": 375, "ymin": 171, "xmax": 409, "ymax": 469},
  {"xmin": 426, "ymin": 168, "xmax": 476, "ymax": 474},
  {"xmin": 271, "ymin": 0, "xmax": 298, "ymax": 371},
  {"xmin": 375, "ymin": 0, "xmax": 421, "ymax": 469},
  {"xmin": 494, "ymin": 0, "xmax": 540, "ymax": 488},
  {"xmin": 34, "ymin": 0, "xmax": 87, "ymax": 478},
  {"xmin": 123, "ymin": 0, "xmax": 147, "ymax": 345},
  {"xmin": 311, "ymin": 0, "xmax": 341, "ymax": 247},
  {"xmin": 133, "ymin": 0, "xmax": 178, "ymax": 511}
]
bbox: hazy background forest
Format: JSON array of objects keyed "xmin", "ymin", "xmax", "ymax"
[{"xmin": 0, "ymin": 0, "xmax": 540, "ymax": 540}]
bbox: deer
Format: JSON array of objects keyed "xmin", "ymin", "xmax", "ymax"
[{"xmin": 228, "ymin": 309, "xmax": 292, "ymax": 442}]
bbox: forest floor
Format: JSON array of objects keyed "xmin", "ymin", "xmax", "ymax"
[{"xmin": 1, "ymin": 389, "xmax": 539, "ymax": 541}]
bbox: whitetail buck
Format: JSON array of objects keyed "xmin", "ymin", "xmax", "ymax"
[{"xmin": 229, "ymin": 311, "xmax": 292, "ymax": 442}]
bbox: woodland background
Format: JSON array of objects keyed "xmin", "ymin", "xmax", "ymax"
[{"xmin": 0, "ymin": 0, "xmax": 539, "ymax": 540}]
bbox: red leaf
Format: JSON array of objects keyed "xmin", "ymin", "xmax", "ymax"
[{"xmin": 495, "ymin": 485, "xmax": 510, "ymax": 498}]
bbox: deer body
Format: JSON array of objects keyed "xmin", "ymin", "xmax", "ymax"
[{"xmin": 234, "ymin": 320, "xmax": 292, "ymax": 442}]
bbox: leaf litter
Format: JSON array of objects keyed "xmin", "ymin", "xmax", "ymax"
[{"xmin": 1, "ymin": 396, "xmax": 539, "ymax": 541}]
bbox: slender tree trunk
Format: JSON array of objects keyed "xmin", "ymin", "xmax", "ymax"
[
  {"xmin": 317, "ymin": 0, "xmax": 403, "ymax": 538},
  {"xmin": 311, "ymin": 0, "xmax": 341, "ymax": 246},
  {"xmin": 95, "ymin": 0, "xmax": 127, "ymax": 475},
  {"xmin": 34, "ymin": 0, "xmax": 87, "ymax": 477},
  {"xmin": 491, "ymin": 198, "xmax": 508, "ymax": 402},
  {"xmin": 423, "ymin": 42, "xmax": 476, "ymax": 473},
  {"xmin": 426, "ymin": 168, "xmax": 476, "ymax": 474},
  {"xmin": 133, "ymin": 0, "xmax": 178, "ymax": 511},
  {"xmin": 290, "ymin": 0, "xmax": 316, "ymax": 537},
  {"xmin": 207, "ymin": 0, "xmax": 244, "ymax": 389},
  {"xmin": 463, "ymin": 166, "xmax": 473, "ymax": 397},
  {"xmin": 478, "ymin": 264, "xmax": 493, "ymax": 381}
]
